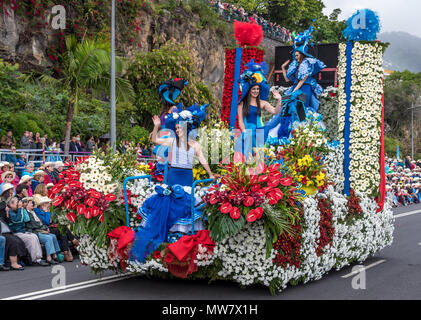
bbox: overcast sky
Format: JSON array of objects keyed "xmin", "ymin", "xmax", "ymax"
[{"xmin": 322, "ymin": 0, "xmax": 421, "ymax": 38}]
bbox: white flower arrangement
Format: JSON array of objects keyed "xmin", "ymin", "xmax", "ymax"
[
  {"xmin": 78, "ymin": 157, "xmax": 116, "ymax": 194},
  {"xmin": 337, "ymin": 41, "xmax": 383, "ymax": 196}
]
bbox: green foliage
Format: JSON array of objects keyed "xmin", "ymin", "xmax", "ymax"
[
  {"xmin": 206, "ymin": 209, "xmax": 247, "ymax": 242},
  {"xmin": 384, "ymin": 136, "xmax": 400, "ymax": 158},
  {"xmin": 126, "ymin": 40, "xmax": 219, "ymax": 130},
  {"xmin": 0, "ymin": 59, "xmax": 110, "ymax": 145}
]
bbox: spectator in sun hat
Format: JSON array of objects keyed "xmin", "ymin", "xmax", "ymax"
[
  {"xmin": 0, "ymin": 162, "xmax": 11, "ymax": 178},
  {"xmin": 0, "ymin": 172, "xmax": 16, "ymax": 196},
  {"xmin": 43, "ymin": 162, "xmax": 57, "ymax": 185},
  {"xmin": 1, "ymin": 183, "xmax": 15, "ymax": 202},
  {"xmin": 19, "ymin": 175, "xmax": 33, "ymax": 197},
  {"xmin": 31, "ymin": 170, "xmax": 46, "ymax": 193},
  {"xmin": 53, "ymin": 161, "xmax": 65, "ymax": 184},
  {"xmin": 7, "ymin": 163, "xmax": 20, "ymax": 187}
]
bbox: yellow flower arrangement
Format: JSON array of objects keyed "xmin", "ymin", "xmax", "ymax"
[
  {"xmin": 193, "ymin": 167, "xmax": 207, "ymax": 180},
  {"xmin": 137, "ymin": 164, "xmax": 151, "ymax": 174}
]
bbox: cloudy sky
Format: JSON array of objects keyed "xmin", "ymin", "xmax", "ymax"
[{"xmin": 322, "ymin": 0, "xmax": 421, "ymax": 38}]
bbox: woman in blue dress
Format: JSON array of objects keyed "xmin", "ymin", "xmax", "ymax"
[
  {"xmin": 130, "ymin": 111, "xmax": 216, "ymax": 263},
  {"xmin": 275, "ymin": 25, "xmax": 326, "ymax": 140},
  {"xmin": 235, "ymin": 60, "xmax": 283, "ymax": 159}
]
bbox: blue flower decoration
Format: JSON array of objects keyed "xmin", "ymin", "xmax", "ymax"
[{"xmin": 342, "ymin": 9, "xmax": 381, "ymax": 41}]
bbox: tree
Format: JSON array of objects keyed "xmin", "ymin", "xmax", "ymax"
[{"xmin": 36, "ymin": 36, "xmax": 135, "ymax": 154}]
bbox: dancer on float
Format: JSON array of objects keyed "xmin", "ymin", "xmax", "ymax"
[
  {"xmin": 130, "ymin": 109, "xmax": 216, "ymax": 263},
  {"xmin": 151, "ymin": 79, "xmax": 188, "ymax": 176},
  {"xmin": 234, "ymin": 60, "xmax": 283, "ymax": 159},
  {"xmin": 275, "ymin": 25, "xmax": 326, "ymax": 140}
]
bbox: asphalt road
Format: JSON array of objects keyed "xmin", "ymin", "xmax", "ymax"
[{"xmin": 1, "ymin": 203, "xmax": 420, "ymax": 301}]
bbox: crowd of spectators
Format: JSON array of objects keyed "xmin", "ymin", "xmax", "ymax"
[
  {"xmin": 209, "ymin": 0, "xmax": 292, "ymax": 43},
  {"xmin": 386, "ymin": 156, "xmax": 421, "ymax": 207},
  {"xmin": 0, "ymin": 159, "xmax": 79, "ymax": 271}
]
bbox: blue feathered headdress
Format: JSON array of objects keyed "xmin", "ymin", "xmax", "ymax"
[
  {"xmin": 293, "ymin": 25, "xmax": 315, "ymax": 58},
  {"xmin": 342, "ymin": 9, "xmax": 381, "ymax": 41},
  {"xmin": 164, "ymin": 103, "xmax": 209, "ymax": 135},
  {"xmin": 239, "ymin": 59, "xmax": 270, "ymax": 102},
  {"xmin": 158, "ymin": 78, "xmax": 188, "ymax": 105}
]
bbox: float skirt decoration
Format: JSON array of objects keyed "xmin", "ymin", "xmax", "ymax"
[{"xmin": 221, "ymin": 47, "xmax": 265, "ymax": 128}]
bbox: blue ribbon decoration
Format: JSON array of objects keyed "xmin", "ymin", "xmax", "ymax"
[
  {"xmin": 229, "ymin": 48, "xmax": 243, "ymax": 128},
  {"xmin": 343, "ymin": 41, "xmax": 354, "ymax": 196}
]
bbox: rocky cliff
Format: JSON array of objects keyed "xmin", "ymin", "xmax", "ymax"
[{"xmin": 0, "ymin": 2, "xmax": 282, "ymax": 103}]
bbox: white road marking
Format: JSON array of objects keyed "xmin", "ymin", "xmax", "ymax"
[
  {"xmin": 341, "ymin": 260, "xmax": 386, "ymax": 279},
  {"xmin": 394, "ymin": 209, "xmax": 421, "ymax": 219},
  {"xmin": 2, "ymin": 273, "xmax": 133, "ymax": 300}
]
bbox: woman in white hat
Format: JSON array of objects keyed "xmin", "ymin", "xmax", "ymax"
[
  {"xmin": 0, "ymin": 172, "xmax": 16, "ymax": 196},
  {"xmin": 7, "ymin": 197, "xmax": 48, "ymax": 266},
  {"xmin": 31, "ymin": 170, "xmax": 46, "ymax": 193},
  {"xmin": 34, "ymin": 197, "xmax": 78, "ymax": 262},
  {"xmin": 19, "ymin": 175, "xmax": 33, "ymax": 197}
]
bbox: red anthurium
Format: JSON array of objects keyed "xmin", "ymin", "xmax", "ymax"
[
  {"xmin": 219, "ymin": 202, "xmax": 232, "ymax": 214},
  {"xmin": 243, "ymin": 196, "xmax": 254, "ymax": 207},
  {"xmin": 261, "ymin": 186, "xmax": 274, "ymax": 194},
  {"xmin": 255, "ymin": 207, "xmax": 263, "ymax": 219},
  {"xmin": 268, "ymin": 163, "xmax": 281, "ymax": 172},
  {"xmin": 271, "ymin": 171, "xmax": 283, "ymax": 179},
  {"xmin": 249, "ymin": 174, "xmax": 258, "ymax": 185},
  {"xmin": 85, "ymin": 197, "xmax": 96, "ymax": 207},
  {"xmin": 84, "ymin": 208, "xmax": 92, "ymax": 219},
  {"xmin": 66, "ymin": 212, "xmax": 76, "ymax": 223},
  {"xmin": 77, "ymin": 204, "xmax": 86, "ymax": 216},
  {"xmin": 91, "ymin": 190, "xmax": 102, "ymax": 199},
  {"xmin": 250, "ymin": 184, "xmax": 261, "ymax": 192},
  {"xmin": 52, "ymin": 195, "xmax": 64, "ymax": 207},
  {"xmin": 272, "ymin": 188, "xmax": 284, "ymax": 200},
  {"xmin": 257, "ymin": 175, "xmax": 269, "ymax": 183},
  {"xmin": 64, "ymin": 161, "xmax": 73, "ymax": 167},
  {"xmin": 68, "ymin": 180, "xmax": 79, "ymax": 188},
  {"xmin": 256, "ymin": 161, "xmax": 267, "ymax": 175},
  {"xmin": 230, "ymin": 206, "xmax": 241, "ymax": 220},
  {"xmin": 51, "ymin": 183, "xmax": 64, "ymax": 195},
  {"xmin": 209, "ymin": 194, "xmax": 219, "ymax": 205},
  {"xmin": 105, "ymin": 194, "xmax": 117, "ymax": 202},
  {"xmin": 280, "ymin": 177, "xmax": 293, "ymax": 186},
  {"xmin": 91, "ymin": 206, "xmax": 101, "ymax": 217},
  {"xmin": 246, "ymin": 209, "xmax": 258, "ymax": 222},
  {"xmin": 99, "ymin": 214, "xmax": 104, "ymax": 223},
  {"xmin": 267, "ymin": 177, "xmax": 280, "ymax": 188},
  {"xmin": 228, "ymin": 191, "xmax": 238, "ymax": 200}
]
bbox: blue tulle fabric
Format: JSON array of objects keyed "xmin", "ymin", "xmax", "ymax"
[{"xmin": 130, "ymin": 184, "xmax": 191, "ymax": 263}]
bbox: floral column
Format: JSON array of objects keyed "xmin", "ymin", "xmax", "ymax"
[{"xmin": 337, "ymin": 41, "xmax": 384, "ymax": 198}]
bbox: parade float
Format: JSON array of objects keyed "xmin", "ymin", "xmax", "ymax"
[{"xmin": 51, "ymin": 10, "xmax": 394, "ymax": 294}]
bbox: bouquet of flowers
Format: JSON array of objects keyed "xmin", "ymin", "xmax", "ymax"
[{"xmin": 203, "ymin": 152, "xmax": 302, "ymax": 257}]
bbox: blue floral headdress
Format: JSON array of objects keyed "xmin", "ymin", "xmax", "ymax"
[
  {"xmin": 239, "ymin": 59, "xmax": 270, "ymax": 102},
  {"xmin": 164, "ymin": 103, "xmax": 209, "ymax": 135}
]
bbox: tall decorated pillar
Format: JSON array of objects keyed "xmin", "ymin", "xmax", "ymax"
[
  {"xmin": 221, "ymin": 20, "xmax": 265, "ymax": 128},
  {"xmin": 336, "ymin": 9, "xmax": 387, "ymax": 211}
]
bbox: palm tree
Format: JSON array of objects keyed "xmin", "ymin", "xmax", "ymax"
[{"xmin": 29, "ymin": 35, "xmax": 135, "ymax": 154}]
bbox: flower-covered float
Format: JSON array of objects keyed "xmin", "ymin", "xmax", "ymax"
[{"xmin": 51, "ymin": 11, "xmax": 394, "ymax": 294}]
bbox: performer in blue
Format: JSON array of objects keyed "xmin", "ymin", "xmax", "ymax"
[
  {"xmin": 276, "ymin": 25, "xmax": 326, "ymax": 140},
  {"xmin": 130, "ymin": 108, "xmax": 216, "ymax": 263},
  {"xmin": 234, "ymin": 60, "xmax": 283, "ymax": 159}
]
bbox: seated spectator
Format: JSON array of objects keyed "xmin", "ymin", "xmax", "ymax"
[
  {"xmin": 8, "ymin": 162, "xmax": 21, "ymax": 185},
  {"xmin": 0, "ymin": 234, "xmax": 8, "ymax": 271},
  {"xmin": 43, "ymin": 162, "xmax": 57, "ymax": 185},
  {"xmin": 34, "ymin": 197, "xmax": 78, "ymax": 262},
  {"xmin": 19, "ymin": 175, "xmax": 33, "ymax": 197},
  {"xmin": 7, "ymin": 197, "xmax": 48, "ymax": 266},
  {"xmin": 53, "ymin": 161, "xmax": 65, "ymax": 184},
  {"xmin": 24, "ymin": 198, "xmax": 59, "ymax": 265},
  {"xmin": 15, "ymin": 184, "xmax": 29, "ymax": 201},
  {"xmin": 22, "ymin": 162, "xmax": 35, "ymax": 177},
  {"xmin": 31, "ymin": 170, "xmax": 47, "ymax": 193},
  {"xmin": 0, "ymin": 162, "xmax": 11, "ymax": 179},
  {"xmin": 0, "ymin": 171, "xmax": 16, "ymax": 195},
  {"xmin": 0, "ymin": 195, "xmax": 27, "ymax": 271}
]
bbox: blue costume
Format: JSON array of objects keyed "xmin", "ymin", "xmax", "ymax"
[{"xmin": 130, "ymin": 104, "xmax": 208, "ymax": 263}]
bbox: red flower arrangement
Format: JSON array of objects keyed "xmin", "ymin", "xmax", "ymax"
[
  {"xmin": 347, "ymin": 189, "xmax": 363, "ymax": 219},
  {"xmin": 50, "ymin": 157, "xmax": 118, "ymax": 224},
  {"xmin": 316, "ymin": 197, "xmax": 335, "ymax": 256}
]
